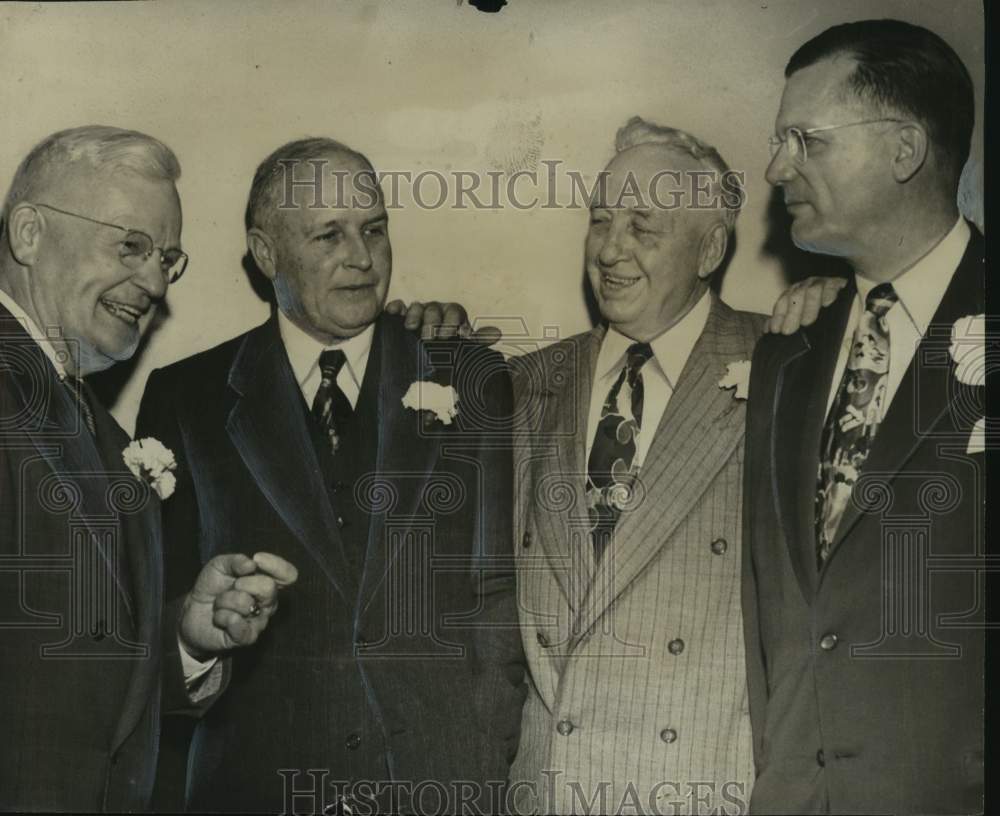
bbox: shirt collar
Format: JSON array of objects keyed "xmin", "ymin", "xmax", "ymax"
[
  {"xmin": 276, "ymin": 309, "xmax": 375, "ymax": 391},
  {"xmin": 855, "ymin": 216, "xmax": 969, "ymax": 335},
  {"xmin": 0, "ymin": 287, "xmax": 68, "ymax": 380},
  {"xmin": 597, "ymin": 289, "xmax": 711, "ymax": 388}
]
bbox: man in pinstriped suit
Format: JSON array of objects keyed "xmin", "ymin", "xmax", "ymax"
[{"xmin": 507, "ymin": 117, "xmax": 765, "ymax": 815}]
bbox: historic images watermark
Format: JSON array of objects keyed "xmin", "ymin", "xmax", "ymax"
[{"xmin": 271, "ymin": 158, "xmax": 746, "ymax": 213}]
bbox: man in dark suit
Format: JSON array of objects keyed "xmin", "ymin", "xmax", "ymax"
[
  {"xmin": 743, "ymin": 20, "xmax": 985, "ymax": 814},
  {"xmin": 0, "ymin": 125, "xmax": 294, "ymax": 812},
  {"xmin": 136, "ymin": 137, "xmax": 525, "ymax": 814}
]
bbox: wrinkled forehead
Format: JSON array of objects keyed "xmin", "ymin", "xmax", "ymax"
[
  {"xmin": 272, "ymin": 149, "xmax": 385, "ymax": 230},
  {"xmin": 591, "ymin": 143, "xmax": 709, "ymax": 210}
]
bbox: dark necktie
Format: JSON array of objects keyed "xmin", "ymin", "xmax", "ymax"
[
  {"xmin": 311, "ymin": 350, "xmax": 353, "ymax": 455},
  {"xmin": 815, "ymin": 282, "xmax": 898, "ymax": 566},
  {"xmin": 63, "ymin": 375, "xmax": 97, "ymax": 438},
  {"xmin": 586, "ymin": 342, "xmax": 653, "ymax": 556}
]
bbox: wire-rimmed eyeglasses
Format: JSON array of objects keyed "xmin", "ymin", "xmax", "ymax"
[
  {"xmin": 33, "ymin": 202, "xmax": 189, "ymax": 283},
  {"xmin": 768, "ymin": 118, "xmax": 905, "ymax": 164}
]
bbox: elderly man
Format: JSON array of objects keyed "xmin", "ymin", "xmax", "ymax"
[
  {"xmin": 743, "ymin": 20, "xmax": 984, "ymax": 814},
  {"xmin": 505, "ymin": 116, "xmax": 762, "ymax": 815},
  {"xmin": 0, "ymin": 126, "xmax": 294, "ymax": 812},
  {"xmin": 136, "ymin": 137, "xmax": 525, "ymax": 813}
]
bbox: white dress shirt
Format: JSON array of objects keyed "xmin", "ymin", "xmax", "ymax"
[
  {"xmin": 277, "ymin": 310, "xmax": 374, "ymax": 408},
  {"xmin": 0, "ymin": 288, "xmax": 68, "ymax": 379},
  {"xmin": 586, "ymin": 290, "xmax": 711, "ymax": 468},
  {"xmin": 825, "ymin": 217, "xmax": 970, "ymax": 420}
]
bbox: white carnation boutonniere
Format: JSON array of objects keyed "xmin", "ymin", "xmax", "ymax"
[
  {"xmin": 949, "ymin": 314, "xmax": 986, "ymax": 454},
  {"xmin": 122, "ymin": 437, "xmax": 178, "ymax": 500},
  {"xmin": 718, "ymin": 360, "xmax": 752, "ymax": 400},
  {"xmin": 401, "ymin": 381, "xmax": 459, "ymax": 426}
]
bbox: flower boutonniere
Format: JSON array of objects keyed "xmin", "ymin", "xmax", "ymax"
[
  {"xmin": 402, "ymin": 381, "xmax": 459, "ymax": 426},
  {"xmin": 122, "ymin": 437, "xmax": 178, "ymax": 500},
  {"xmin": 949, "ymin": 314, "xmax": 985, "ymax": 387},
  {"xmin": 950, "ymin": 314, "xmax": 986, "ymax": 454},
  {"xmin": 718, "ymin": 360, "xmax": 751, "ymax": 400}
]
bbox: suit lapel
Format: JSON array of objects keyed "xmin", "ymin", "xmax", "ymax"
[
  {"xmin": 0, "ymin": 309, "xmax": 135, "ymax": 613},
  {"xmin": 770, "ymin": 284, "xmax": 854, "ymax": 601},
  {"xmin": 357, "ymin": 316, "xmax": 442, "ymax": 612},
  {"xmin": 526, "ymin": 329, "xmax": 601, "ymax": 615},
  {"xmin": 825, "ymin": 229, "xmax": 985, "ymax": 563},
  {"xmin": 570, "ymin": 297, "xmax": 754, "ymax": 642},
  {"xmin": 225, "ymin": 318, "xmax": 353, "ymax": 608}
]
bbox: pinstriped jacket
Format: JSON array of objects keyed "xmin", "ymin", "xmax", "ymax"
[{"xmin": 508, "ymin": 295, "xmax": 765, "ymax": 815}]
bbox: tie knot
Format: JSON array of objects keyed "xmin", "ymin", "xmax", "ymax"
[
  {"xmin": 626, "ymin": 342, "xmax": 653, "ymax": 373},
  {"xmin": 865, "ymin": 283, "xmax": 897, "ymax": 318},
  {"xmin": 318, "ymin": 349, "xmax": 347, "ymax": 379}
]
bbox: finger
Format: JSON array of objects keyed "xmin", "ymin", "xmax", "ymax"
[
  {"xmin": 213, "ymin": 608, "xmax": 256, "ymax": 647},
  {"xmin": 403, "ymin": 301, "xmax": 425, "ymax": 330},
  {"xmin": 780, "ymin": 286, "xmax": 808, "ymax": 335},
  {"xmin": 767, "ymin": 291, "xmax": 791, "ymax": 334},
  {"xmin": 213, "ymin": 589, "xmax": 260, "ymax": 617},
  {"xmin": 421, "ymin": 302, "xmax": 444, "ymax": 340},
  {"xmin": 252, "ymin": 552, "xmax": 299, "ymax": 586},
  {"xmin": 209, "ymin": 553, "xmax": 258, "ymax": 579},
  {"xmin": 822, "ymin": 276, "xmax": 848, "ymax": 306},
  {"xmin": 438, "ymin": 303, "xmax": 468, "ymax": 340},
  {"xmin": 384, "ymin": 299, "xmax": 406, "ymax": 315},
  {"xmin": 796, "ymin": 281, "xmax": 824, "ymax": 328},
  {"xmin": 469, "ymin": 325, "xmax": 502, "ymax": 346},
  {"xmin": 232, "ymin": 574, "xmax": 279, "ymax": 605}
]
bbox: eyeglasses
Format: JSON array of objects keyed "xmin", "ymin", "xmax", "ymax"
[
  {"xmin": 34, "ymin": 202, "xmax": 189, "ymax": 283},
  {"xmin": 767, "ymin": 118, "xmax": 905, "ymax": 164}
]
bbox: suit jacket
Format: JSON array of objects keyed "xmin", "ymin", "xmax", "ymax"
[
  {"xmin": 508, "ymin": 296, "xmax": 765, "ymax": 815},
  {"xmin": 0, "ymin": 303, "xmax": 167, "ymax": 812},
  {"xmin": 136, "ymin": 312, "xmax": 525, "ymax": 814},
  {"xmin": 742, "ymin": 227, "xmax": 985, "ymax": 815}
]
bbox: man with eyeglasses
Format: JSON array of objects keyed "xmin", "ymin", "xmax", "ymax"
[
  {"xmin": 0, "ymin": 125, "xmax": 296, "ymax": 812},
  {"xmin": 742, "ymin": 20, "xmax": 984, "ymax": 814}
]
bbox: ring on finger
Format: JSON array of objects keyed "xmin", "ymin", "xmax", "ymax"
[{"xmin": 248, "ymin": 600, "xmax": 262, "ymax": 618}]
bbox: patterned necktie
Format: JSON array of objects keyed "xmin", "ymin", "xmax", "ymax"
[
  {"xmin": 815, "ymin": 282, "xmax": 898, "ymax": 566},
  {"xmin": 63, "ymin": 375, "xmax": 97, "ymax": 438},
  {"xmin": 586, "ymin": 342, "xmax": 653, "ymax": 556},
  {"xmin": 311, "ymin": 350, "xmax": 353, "ymax": 455}
]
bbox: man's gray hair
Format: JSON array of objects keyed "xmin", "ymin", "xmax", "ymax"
[
  {"xmin": 614, "ymin": 115, "xmax": 744, "ymax": 231},
  {"xmin": 245, "ymin": 137, "xmax": 374, "ymax": 232},
  {"xmin": 1, "ymin": 125, "xmax": 181, "ymax": 231}
]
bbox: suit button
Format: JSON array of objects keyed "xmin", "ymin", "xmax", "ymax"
[
  {"xmin": 668, "ymin": 638, "xmax": 685, "ymax": 655},
  {"xmin": 710, "ymin": 538, "xmax": 728, "ymax": 555},
  {"xmin": 536, "ymin": 632, "xmax": 549, "ymax": 647},
  {"xmin": 345, "ymin": 733, "xmax": 361, "ymax": 750},
  {"xmin": 819, "ymin": 633, "xmax": 839, "ymax": 651},
  {"xmin": 816, "ymin": 749, "xmax": 826, "ymax": 767},
  {"xmin": 659, "ymin": 728, "xmax": 678, "ymax": 744},
  {"xmin": 336, "ymin": 515, "xmax": 346, "ymax": 528},
  {"xmin": 522, "ymin": 530, "xmax": 533, "ymax": 549},
  {"xmin": 556, "ymin": 720, "xmax": 574, "ymax": 736}
]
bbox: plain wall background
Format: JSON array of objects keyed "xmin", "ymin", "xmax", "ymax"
[{"xmin": 0, "ymin": 0, "xmax": 984, "ymax": 432}]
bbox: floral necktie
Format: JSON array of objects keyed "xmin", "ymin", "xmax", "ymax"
[
  {"xmin": 586, "ymin": 342, "xmax": 653, "ymax": 557},
  {"xmin": 311, "ymin": 350, "xmax": 353, "ymax": 455},
  {"xmin": 815, "ymin": 282, "xmax": 898, "ymax": 566}
]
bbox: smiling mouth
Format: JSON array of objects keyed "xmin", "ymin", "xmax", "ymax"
[
  {"xmin": 601, "ymin": 272, "xmax": 641, "ymax": 290},
  {"xmin": 100, "ymin": 298, "xmax": 146, "ymax": 325}
]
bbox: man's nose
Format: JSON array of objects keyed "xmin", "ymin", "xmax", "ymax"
[
  {"xmin": 345, "ymin": 233, "xmax": 373, "ymax": 271},
  {"xmin": 764, "ymin": 146, "xmax": 796, "ymax": 187},
  {"xmin": 598, "ymin": 222, "xmax": 628, "ymax": 267},
  {"xmin": 133, "ymin": 253, "xmax": 169, "ymax": 300}
]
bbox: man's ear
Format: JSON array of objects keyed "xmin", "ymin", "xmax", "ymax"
[
  {"xmin": 892, "ymin": 122, "xmax": 928, "ymax": 183},
  {"xmin": 697, "ymin": 221, "xmax": 728, "ymax": 280},
  {"xmin": 5, "ymin": 203, "xmax": 44, "ymax": 266},
  {"xmin": 246, "ymin": 228, "xmax": 277, "ymax": 281}
]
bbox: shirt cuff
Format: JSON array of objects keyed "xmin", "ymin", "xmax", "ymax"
[{"xmin": 179, "ymin": 635, "xmax": 220, "ymax": 694}]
